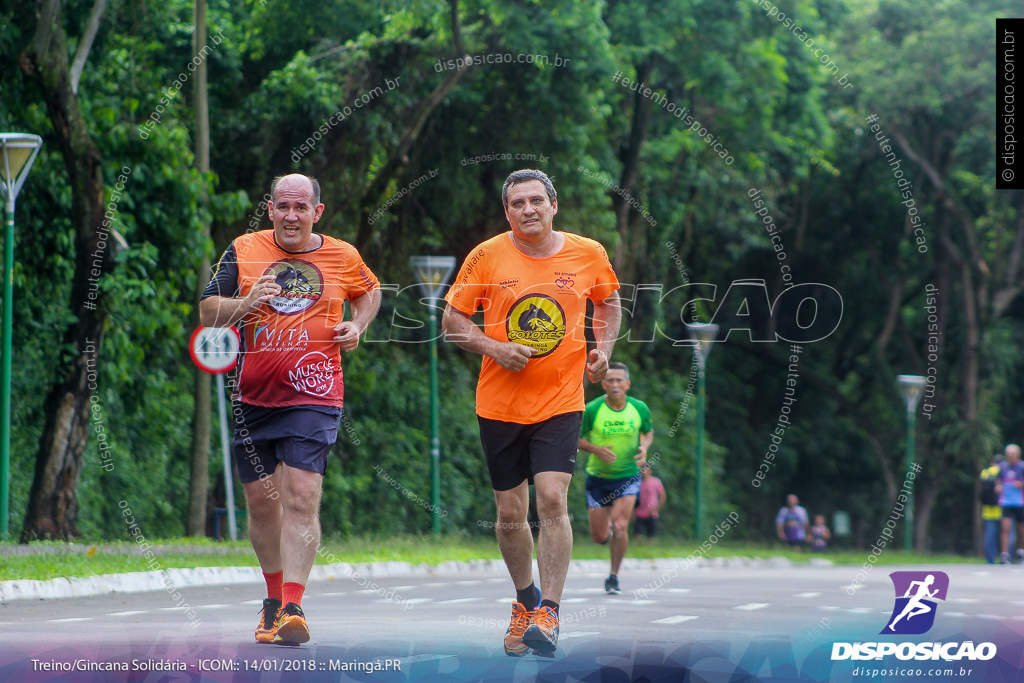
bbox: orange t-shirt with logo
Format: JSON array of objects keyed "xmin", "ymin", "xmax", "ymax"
[
  {"xmin": 445, "ymin": 231, "xmax": 619, "ymax": 423},
  {"xmin": 208, "ymin": 230, "xmax": 379, "ymax": 408}
]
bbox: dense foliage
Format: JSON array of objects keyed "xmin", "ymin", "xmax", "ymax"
[{"xmin": 0, "ymin": 0, "xmax": 1016, "ymax": 553}]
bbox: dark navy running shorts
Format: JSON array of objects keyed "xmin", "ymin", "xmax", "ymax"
[{"xmin": 232, "ymin": 403, "xmax": 342, "ymax": 484}]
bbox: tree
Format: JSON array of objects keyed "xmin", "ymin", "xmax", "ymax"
[{"xmin": 18, "ymin": 0, "xmax": 111, "ymax": 540}]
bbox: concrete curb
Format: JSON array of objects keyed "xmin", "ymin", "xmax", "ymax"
[{"xmin": 0, "ymin": 555, "xmax": 827, "ymax": 602}]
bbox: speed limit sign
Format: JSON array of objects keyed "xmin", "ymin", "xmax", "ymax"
[{"xmin": 190, "ymin": 326, "xmax": 240, "ymax": 374}]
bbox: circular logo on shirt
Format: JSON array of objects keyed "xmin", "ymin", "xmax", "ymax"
[
  {"xmin": 506, "ymin": 294, "xmax": 566, "ymax": 358},
  {"xmin": 263, "ymin": 259, "xmax": 323, "ymax": 315}
]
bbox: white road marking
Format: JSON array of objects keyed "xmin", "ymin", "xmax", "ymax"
[
  {"xmin": 628, "ymin": 600, "xmax": 657, "ymax": 605},
  {"xmin": 401, "ymin": 598, "xmax": 433, "ymax": 605},
  {"xmin": 949, "ymin": 598, "xmax": 979, "ymax": 603},
  {"xmin": 945, "ymin": 612, "xmax": 967, "ymax": 617},
  {"xmin": 318, "ymin": 592, "xmax": 347, "ymax": 597},
  {"xmin": 49, "ymin": 618, "xmax": 92, "ymax": 623},
  {"xmin": 453, "ymin": 580, "xmax": 482, "ymax": 585},
  {"xmin": 391, "ymin": 586, "xmax": 414, "ymax": 591},
  {"xmin": 106, "ymin": 610, "xmax": 146, "ymax": 617},
  {"xmin": 667, "ymin": 588, "xmax": 691, "ymax": 594},
  {"xmin": 560, "ymin": 631, "xmax": 599, "ymax": 639},
  {"xmin": 240, "ymin": 599, "xmax": 265, "ymax": 605},
  {"xmin": 652, "ymin": 615, "xmax": 698, "ymax": 625},
  {"xmin": 794, "ymin": 592, "xmax": 821, "ymax": 598},
  {"xmin": 734, "ymin": 603, "xmax": 770, "ymax": 611},
  {"xmin": 435, "ymin": 598, "xmax": 483, "ymax": 605},
  {"xmin": 560, "ymin": 598, "xmax": 588, "ymax": 603},
  {"xmin": 198, "ymin": 604, "xmax": 229, "ymax": 609},
  {"xmin": 422, "ymin": 582, "xmax": 445, "ymax": 588},
  {"xmin": 847, "ymin": 607, "xmax": 872, "ymax": 614}
]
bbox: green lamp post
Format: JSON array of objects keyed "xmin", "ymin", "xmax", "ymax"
[
  {"xmin": 410, "ymin": 256, "xmax": 456, "ymax": 535},
  {"xmin": 0, "ymin": 133, "xmax": 42, "ymax": 540},
  {"xmin": 896, "ymin": 374, "xmax": 926, "ymax": 551},
  {"xmin": 688, "ymin": 322, "xmax": 718, "ymax": 539}
]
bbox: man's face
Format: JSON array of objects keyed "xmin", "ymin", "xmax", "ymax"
[
  {"xmin": 787, "ymin": 494, "xmax": 799, "ymax": 508},
  {"xmin": 601, "ymin": 368, "xmax": 630, "ymax": 399},
  {"xmin": 504, "ymin": 179, "xmax": 557, "ymax": 239},
  {"xmin": 268, "ymin": 175, "xmax": 324, "ymax": 251},
  {"xmin": 1008, "ymin": 446, "xmax": 1020, "ymax": 464}
]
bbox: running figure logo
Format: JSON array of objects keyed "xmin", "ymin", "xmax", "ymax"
[{"xmin": 881, "ymin": 571, "xmax": 949, "ymax": 635}]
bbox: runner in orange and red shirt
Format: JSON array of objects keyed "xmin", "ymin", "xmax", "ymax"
[
  {"xmin": 200, "ymin": 174, "xmax": 380, "ymax": 648},
  {"xmin": 443, "ymin": 169, "xmax": 621, "ymax": 657}
]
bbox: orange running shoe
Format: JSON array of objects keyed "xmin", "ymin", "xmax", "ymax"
[
  {"xmin": 274, "ymin": 602, "xmax": 310, "ymax": 645},
  {"xmin": 503, "ymin": 602, "xmax": 534, "ymax": 656},
  {"xmin": 522, "ymin": 605, "xmax": 559, "ymax": 656},
  {"xmin": 255, "ymin": 598, "xmax": 281, "ymax": 644}
]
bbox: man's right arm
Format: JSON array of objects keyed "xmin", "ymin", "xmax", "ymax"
[
  {"xmin": 199, "ymin": 243, "xmax": 281, "ymax": 327},
  {"xmin": 441, "ymin": 304, "xmax": 535, "ymax": 371}
]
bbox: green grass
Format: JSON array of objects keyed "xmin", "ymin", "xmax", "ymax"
[{"xmin": 0, "ymin": 535, "xmax": 979, "ymax": 581}]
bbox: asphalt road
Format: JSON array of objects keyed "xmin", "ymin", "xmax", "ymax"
[{"xmin": 0, "ymin": 562, "xmax": 1021, "ymax": 682}]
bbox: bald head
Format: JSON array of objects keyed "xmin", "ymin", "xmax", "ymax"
[{"xmin": 271, "ymin": 174, "xmax": 321, "ymax": 205}]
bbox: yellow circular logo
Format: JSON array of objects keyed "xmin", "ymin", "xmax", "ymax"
[{"xmin": 506, "ymin": 294, "xmax": 566, "ymax": 358}]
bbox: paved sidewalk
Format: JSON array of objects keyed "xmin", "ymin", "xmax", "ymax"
[{"xmin": 0, "ymin": 555, "xmax": 821, "ymax": 602}]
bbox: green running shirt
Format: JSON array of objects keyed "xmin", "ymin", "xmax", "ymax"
[{"xmin": 581, "ymin": 396, "xmax": 653, "ymax": 479}]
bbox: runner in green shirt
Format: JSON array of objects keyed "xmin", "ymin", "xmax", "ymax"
[{"xmin": 578, "ymin": 362, "xmax": 653, "ymax": 594}]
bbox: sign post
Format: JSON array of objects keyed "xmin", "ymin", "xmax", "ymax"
[{"xmin": 190, "ymin": 326, "xmax": 240, "ymax": 541}]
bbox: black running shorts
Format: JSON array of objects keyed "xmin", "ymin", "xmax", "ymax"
[{"xmin": 478, "ymin": 412, "xmax": 582, "ymax": 491}]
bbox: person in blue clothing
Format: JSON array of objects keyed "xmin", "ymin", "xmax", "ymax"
[
  {"xmin": 997, "ymin": 444, "xmax": 1024, "ymax": 564},
  {"xmin": 775, "ymin": 494, "xmax": 810, "ymax": 550}
]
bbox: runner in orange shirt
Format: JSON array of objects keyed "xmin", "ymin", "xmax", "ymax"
[
  {"xmin": 200, "ymin": 173, "xmax": 381, "ymax": 646},
  {"xmin": 442, "ymin": 169, "xmax": 621, "ymax": 657}
]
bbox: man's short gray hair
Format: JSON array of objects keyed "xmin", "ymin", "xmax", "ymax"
[{"xmin": 502, "ymin": 169, "xmax": 556, "ymax": 208}]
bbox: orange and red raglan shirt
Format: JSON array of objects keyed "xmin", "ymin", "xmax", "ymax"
[{"xmin": 202, "ymin": 230, "xmax": 379, "ymax": 408}]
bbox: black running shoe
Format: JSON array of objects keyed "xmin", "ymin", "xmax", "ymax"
[
  {"xmin": 255, "ymin": 598, "xmax": 281, "ymax": 644},
  {"xmin": 605, "ymin": 575, "xmax": 621, "ymax": 595}
]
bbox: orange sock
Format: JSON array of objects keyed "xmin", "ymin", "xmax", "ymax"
[
  {"xmin": 263, "ymin": 571, "xmax": 283, "ymax": 602},
  {"xmin": 282, "ymin": 582, "xmax": 305, "ymax": 607}
]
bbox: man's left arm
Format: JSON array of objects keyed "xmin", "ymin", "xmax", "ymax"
[
  {"xmin": 587, "ymin": 289, "xmax": 622, "ymax": 382},
  {"xmin": 333, "ymin": 288, "xmax": 382, "ymax": 351},
  {"xmin": 635, "ymin": 430, "xmax": 654, "ymax": 468}
]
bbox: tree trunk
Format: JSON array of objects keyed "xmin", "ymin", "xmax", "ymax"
[
  {"xmin": 19, "ymin": 0, "xmax": 108, "ymax": 540},
  {"xmin": 611, "ymin": 57, "xmax": 653, "ymax": 281},
  {"xmin": 187, "ymin": 0, "xmax": 212, "ymax": 536}
]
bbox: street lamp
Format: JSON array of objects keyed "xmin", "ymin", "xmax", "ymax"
[
  {"xmin": 0, "ymin": 133, "xmax": 42, "ymax": 540},
  {"xmin": 687, "ymin": 322, "xmax": 718, "ymax": 539},
  {"xmin": 410, "ymin": 255, "xmax": 456, "ymax": 535},
  {"xmin": 896, "ymin": 374, "xmax": 926, "ymax": 551}
]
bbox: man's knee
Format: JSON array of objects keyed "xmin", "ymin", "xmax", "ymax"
[
  {"xmin": 495, "ymin": 496, "xmax": 527, "ymax": 526},
  {"xmin": 280, "ymin": 468, "xmax": 323, "ymax": 515},
  {"xmin": 611, "ymin": 516, "xmax": 630, "ymax": 536}
]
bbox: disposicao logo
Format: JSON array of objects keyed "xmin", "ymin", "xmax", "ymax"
[
  {"xmin": 831, "ymin": 570, "xmax": 996, "ymax": 662},
  {"xmin": 881, "ymin": 571, "xmax": 948, "ymax": 635}
]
